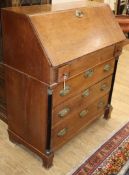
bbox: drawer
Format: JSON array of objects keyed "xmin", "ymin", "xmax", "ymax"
[
  {"xmin": 52, "ymin": 94, "xmax": 109, "ymax": 150},
  {"xmin": 53, "ymin": 59, "xmax": 115, "ymax": 107},
  {"xmin": 52, "ymin": 76, "xmax": 112, "ymax": 126},
  {"xmin": 57, "ymin": 45, "xmax": 115, "ymax": 82}
]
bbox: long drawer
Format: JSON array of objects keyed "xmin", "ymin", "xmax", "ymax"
[
  {"xmin": 52, "ymin": 59, "xmax": 114, "ymax": 107},
  {"xmin": 57, "ymin": 45, "xmax": 115, "ymax": 82},
  {"xmin": 52, "ymin": 94, "xmax": 109, "ymax": 150},
  {"xmin": 52, "ymin": 76, "xmax": 112, "ymax": 126}
]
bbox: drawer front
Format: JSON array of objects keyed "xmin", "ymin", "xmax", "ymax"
[
  {"xmin": 57, "ymin": 45, "xmax": 115, "ymax": 82},
  {"xmin": 52, "ymin": 76, "xmax": 112, "ymax": 126},
  {"xmin": 52, "ymin": 94, "xmax": 109, "ymax": 150},
  {"xmin": 53, "ymin": 59, "xmax": 114, "ymax": 107}
]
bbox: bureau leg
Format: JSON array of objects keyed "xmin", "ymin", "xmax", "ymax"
[
  {"xmin": 104, "ymin": 57, "xmax": 119, "ymax": 120},
  {"xmin": 42, "ymin": 151, "xmax": 54, "ymax": 169},
  {"xmin": 8, "ymin": 129, "xmax": 21, "ymax": 146},
  {"xmin": 104, "ymin": 104, "xmax": 113, "ymax": 120}
]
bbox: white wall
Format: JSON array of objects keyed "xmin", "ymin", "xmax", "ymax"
[
  {"xmin": 52, "ymin": 0, "xmax": 116, "ymax": 11},
  {"xmin": 104, "ymin": 0, "xmax": 116, "ymax": 10}
]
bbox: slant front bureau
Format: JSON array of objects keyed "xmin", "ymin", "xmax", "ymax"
[{"xmin": 1, "ymin": 1, "xmax": 126, "ymax": 168}]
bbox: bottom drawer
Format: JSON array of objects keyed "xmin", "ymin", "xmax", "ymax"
[{"xmin": 52, "ymin": 94, "xmax": 109, "ymax": 150}]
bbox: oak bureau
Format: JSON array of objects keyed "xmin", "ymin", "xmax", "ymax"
[{"xmin": 1, "ymin": 1, "xmax": 126, "ymax": 168}]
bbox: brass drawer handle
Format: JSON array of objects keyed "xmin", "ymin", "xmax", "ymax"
[
  {"xmin": 84, "ymin": 69, "xmax": 94, "ymax": 78},
  {"xmin": 82, "ymin": 89, "xmax": 90, "ymax": 97},
  {"xmin": 60, "ymin": 85, "xmax": 71, "ymax": 96},
  {"xmin": 98, "ymin": 101, "xmax": 105, "ymax": 109},
  {"xmin": 58, "ymin": 107, "xmax": 70, "ymax": 118},
  {"xmin": 80, "ymin": 109, "xmax": 89, "ymax": 118},
  {"xmin": 100, "ymin": 83, "xmax": 109, "ymax": 91},
  {"xmin": 57, "ymin": 128, "xmax": 68, "ymax": 137},
  {"xmin": 103, "ymin": 64, "xmax": 111, "ymax": 72}
]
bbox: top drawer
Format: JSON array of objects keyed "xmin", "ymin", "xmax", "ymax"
[
  {"xmin": 52, "ymin": 59, "xmax": 115, "ymax": 107},
  {"xmin": 57, "ymin": 45, "xmax": 115, "ymax": 82}
]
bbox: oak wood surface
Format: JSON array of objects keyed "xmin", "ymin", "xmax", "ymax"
[
  {"xmin": 53, "ymin": 59, "xmax": 115, "ymax": 107},
  {"xmin": 1, "ymin": 1, "xmax": 126, "ymax": 168},
  {"xmin": 57, "ymin": 45, "xmax": 115, "ymax": 82},
  {"xmin": 52, "ymin": 94, "xmax": 109, "ymax": 150},
  {"xmin": 2, "ymin": 1, "xmax": 125, "ymax": 67},
  {"xmin": 30, "ymin": 5, "xmax": 125, "ymax": 66},
  {"xmin": 5, "ymin": 66, "xmax": 48, "ymax": 152},
  {"xmin": 52, "ymin": 76, "xmax": 112, "ymax": 126},
  {"xmin": 2, "ymin": 11, "xmax": 52, "ymax": 84},
  {"xmin": 0, "ymin": 46, "xmax": 129, "ymax": 174}
]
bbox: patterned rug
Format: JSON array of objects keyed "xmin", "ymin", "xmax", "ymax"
[{"xmin": 71, "ymin": 122, "xmax": 129, "ymax": 175}]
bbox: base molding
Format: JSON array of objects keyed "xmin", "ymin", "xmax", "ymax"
[{"xmin": 8, "ymin": 129, "xmax": 54, "ymax": 169}]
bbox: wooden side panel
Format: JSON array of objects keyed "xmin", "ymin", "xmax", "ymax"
[
  {"xmin": 5, "ymin": 66, "xmax": 48, "ymax": 152},
  {"xmin": 2, "ymin": 10, "xmax": 53, "ymax": 84}
]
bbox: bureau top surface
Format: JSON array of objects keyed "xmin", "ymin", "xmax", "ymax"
[{"xmin": 2, "ymin": 1, "xmax": 125, "ymax": 67}]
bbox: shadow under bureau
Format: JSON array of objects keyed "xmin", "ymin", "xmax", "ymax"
[{"xmin": 1, "ymin": 1, "xmax": 125, "ymax": 168}]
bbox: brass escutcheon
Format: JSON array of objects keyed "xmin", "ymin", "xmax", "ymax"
[
  {"xmin": 75, "ymin": 9, "xmax": 84, "ymax": 18},
  {"xmin": 84, "ymin": 69, "xmax": 94, "ymax": 78},
  {"xmin": 103, "ymin": 64, "xmax": 111, "ymax": 72},
  {"xmin": 100, "ymin": 83, "xmax": 108, "ymax": 91}
]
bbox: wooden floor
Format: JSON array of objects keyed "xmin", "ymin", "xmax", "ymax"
[{"xmin": 0, "ymin": 46, "xmax": 129, "ymax": 175}]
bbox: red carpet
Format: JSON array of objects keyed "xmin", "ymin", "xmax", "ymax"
[{"xmin": 72, "ymin": 122, "xmax": 129, "ymax": 175}]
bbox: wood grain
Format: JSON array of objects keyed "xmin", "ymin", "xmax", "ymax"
[
  {"xmin": 0, "ymin": 45, "xmax": 129, "ymax": 175},
  {"xmin": 5, "ymin": 66, "xmax": 48, "ymax": 152},
  {"xmin": 1, "ymin": 1, "xmax": 126, "ymax": 168},
  {"xmin": 52, "ymin": 94, "xmax": 109, "ymax": 150},
  {"xmin": 52, "ymin": 76, "xmax": 112, "ymax": 126},
  {"xmin": 53, "ymin": 59, "xmax": 115, "ymax": 107}
]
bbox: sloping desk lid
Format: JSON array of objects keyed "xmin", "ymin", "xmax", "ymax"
[{"xmin": 5, "ymin": 1, "xmax": 126, "ymax": 67}]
